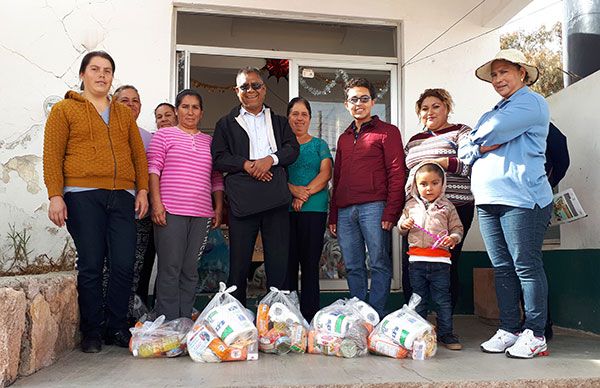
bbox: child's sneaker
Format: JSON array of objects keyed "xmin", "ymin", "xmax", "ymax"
[
  {"xmin": 480, "ymin": 329, "xmax": 519, "ymax": 353},
  {"xmin": 505, "ymin": 329, "xmax": 548, "ymax": 359},
  {"xmin": 439, "ymin": 333, "xmax": 462, "ymax": 350}
]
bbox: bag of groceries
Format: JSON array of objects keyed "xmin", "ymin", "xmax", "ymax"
[
  {"xmin": 256, "ymin": 287, "xmax": 309, "ymax": 354},
  {"xmin": 307, "ymin": 298, "xmax": 377, "ymax": 358},
  {"xmin": 187, "ymin": 282, "xmax": 259, "ymax": 362},
  {"xmin": 129, "ymin": 315, "xmax": 193, "ymax": 358},
  {"xmin": 368, "ymin": 293, "xmax": 437, "ymax": 360}
]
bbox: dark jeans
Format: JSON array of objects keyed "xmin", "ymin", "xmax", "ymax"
[
  {"xmin": 402, "ymin": 202, "xmax": 474, "ymax": 308},
  {"xmin": 65, "ymin": 190, "xmax": 136, "ymax": 338},
  {"xmin": 287, "ymin": 211, "xmax": 327, "ymax": 322},
  {"xmin": 409, "ymin": 261, "xmax": 453, "ymax": 336},
  {"xmin": 477, "ymin": 204, "xmax": 552, "ymax": 337},
  {"xmin": 227, "ymin": 205, "xmax": 289, "ymax": 306}
]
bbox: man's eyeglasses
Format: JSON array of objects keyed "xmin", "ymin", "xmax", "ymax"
[
  {"xmin": 346, "ymin": 95, "xmax": 372, "ymax": 105},
  {"xmin": 237, "ymin": 82, "xmax": 264, "ymax": 92}
]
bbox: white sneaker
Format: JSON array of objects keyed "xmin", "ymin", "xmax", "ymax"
[
  {"xmin": 505, "ymin": 329, "xmax": 548, "ymax": 359},
  {"xmin": 480, "ymin": 329, "xmax": 519, "ymax": 353}
]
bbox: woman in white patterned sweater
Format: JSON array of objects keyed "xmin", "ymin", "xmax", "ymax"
[{"xmin": 401, "ymin": 88, "xmax": 474, "ymax": 310}]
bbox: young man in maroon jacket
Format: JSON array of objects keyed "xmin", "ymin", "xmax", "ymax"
[{"xmin": 328, "ymin": 78, "xmax": 406, "ymax": 318}]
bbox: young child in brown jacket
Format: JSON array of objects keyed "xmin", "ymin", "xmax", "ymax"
[{"xmin": 398, "ymin": 161, "xmax": 464, "ymax": 350}]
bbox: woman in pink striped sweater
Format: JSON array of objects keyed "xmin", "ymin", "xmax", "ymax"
[{"xmin": 147, "ymin": 89, "xmax": 224, "ymax": 320}]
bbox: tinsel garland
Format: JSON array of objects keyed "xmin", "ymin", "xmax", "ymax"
[
  {"xmin": 299, "ymin": 68, "xmax": 390, "ymax": 99},
  {"xmin": 191, "ymin": 79, "xmax": 234, "ymax": 93}
]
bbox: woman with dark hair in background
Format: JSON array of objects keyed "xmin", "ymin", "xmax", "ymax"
[
  {"xmin": 154, "ymin": 102, "xmax": 178, "ymax": 129},
  {"xmin": 147, "ymin": 89, "xmax": 224, "ymax": 320},
  {"xmin": 113, "ymin": 85, "xmax": 156, "ymax": 310},
  {"xmin": 43, "ymin": 51, "xmax": 149, "ymax": 353},
  {"xmin": 286, "ymin": 97, "xmax": 332, "ymax": 321}
]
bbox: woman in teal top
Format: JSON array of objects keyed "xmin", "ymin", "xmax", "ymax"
[{"xmin": 286, "ymin": 97, "xmax": 333, "ymax": 321}]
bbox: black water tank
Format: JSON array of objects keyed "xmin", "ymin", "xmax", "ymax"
[{"xmin": 564, "ymin": 0, "xmax": 600, "ymax": 85}]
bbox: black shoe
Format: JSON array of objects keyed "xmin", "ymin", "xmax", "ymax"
[
  {"xmin": 545, "ymin": 322, "xmax": 554, "ymax": 342},
  {"xmin": 438, "ymin": 333, "xmax": 463, "ymax": 350},
  {"xmin": 81, "ymin": 336, "xmax": 102, "ymax": 353},
  {"xmin": 105, "ymin": 329, "xmax": 131, "ymax": 348}
]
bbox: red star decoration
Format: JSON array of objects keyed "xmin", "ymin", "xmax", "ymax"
[{"xmin": 263, "ymin": 59, "xmax": 289, "ymax": 82}]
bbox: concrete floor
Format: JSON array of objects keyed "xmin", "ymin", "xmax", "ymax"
[{"xmin": 14, "ymin": 316, "xmax": 600, "ymax": 388}]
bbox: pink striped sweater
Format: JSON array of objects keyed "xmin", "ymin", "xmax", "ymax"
[{"xmin": 147, "ymin": 126, "xmax": 224, "ymax": 217}]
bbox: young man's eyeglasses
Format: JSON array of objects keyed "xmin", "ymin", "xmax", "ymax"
[
  {"xmin": 347, "ymin": 95, "xmax": 372, "ymax": 105},
  {"xmin": 237, "ymin": 82, "xmax": 264, "ymax": 92}
]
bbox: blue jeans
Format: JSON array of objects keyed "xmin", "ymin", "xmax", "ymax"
[
  {"xmin": 477, "ymin": 204, "xmax": 552, "ymax": 337},
  {"xmin": 409, "ymin": 261, "xmax": 453, "ymax": 336},
  {"xmin": 337, "ymin": 201, "xmax": 391, "ymax": 318}
]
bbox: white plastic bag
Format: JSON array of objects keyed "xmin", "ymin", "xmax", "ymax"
[
  {"xmin": 256, "ymin": 287, "xmax": 309, "ymax": 354},
  {"xmin": 129, "ymin": 315, "xmax": 193, "ymax": 358},
  {"xmin": 369, "ymin": 294, "xmax": 437, "ymax": 360},
  {"xmin": 307, "ymin": 298, "xmax": 374, "ymax": 358},
  {"xmin": 187, "ymin": 282, "xmax": 258, "ymax": 362}
]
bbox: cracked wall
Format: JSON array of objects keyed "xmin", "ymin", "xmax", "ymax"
[{"xmin": 0, "ymin": 0, "xmax": 174, "ymax": 270}]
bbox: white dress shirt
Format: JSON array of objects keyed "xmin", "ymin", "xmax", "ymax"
[{"xmin": 240, "ymin": 106, "xmax": 279, "ymax": 164}]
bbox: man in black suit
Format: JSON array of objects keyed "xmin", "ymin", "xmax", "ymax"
[{"xmin": 211, "ymin": 67, "xmax": 299, "ymax": 305}]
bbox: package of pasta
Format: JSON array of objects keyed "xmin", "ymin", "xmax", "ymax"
[
  {"xmin": 129, "ymin": 315, "xmax": 194, "ymax": 358},
  {"xmin": 187, "ymin": 282, "xmax": 259, "ymax": 362},
  {"xmin": 256, "ymin": 287, "xmax": 309, "ymax": 354},
  {"xmin": 307, "ymin": 298, "xmax": 374, "ymax": 358},
  {"xmin": 369, "ymin": 293, "xmax": 437, "ymax": 360}
]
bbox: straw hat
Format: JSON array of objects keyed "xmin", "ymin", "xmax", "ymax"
[{"xmin": 475, "ymin": 48, "xmax": 539, "ymax": 86}]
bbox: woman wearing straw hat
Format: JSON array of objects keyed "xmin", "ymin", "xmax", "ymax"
[{"xmin": 458, "ymin": 49, "xmax": 553, "ymax": 359}]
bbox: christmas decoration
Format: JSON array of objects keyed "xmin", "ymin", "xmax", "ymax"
[
  {"xmin": 299, "ymin": 68, "xmax": 390, "ymax": 100},
  {"xmin": 263, "ymin": 59, "xmax": 289, "ymax": 82},
  {"xmin": 191, "ymin": 79, "xmax": 234, "ymax": 93}
]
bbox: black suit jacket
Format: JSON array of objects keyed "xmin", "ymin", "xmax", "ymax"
[
  {"xmin": 545, "ymin": 122, "xmax": 570, "ymax": 188},
  {"xmin": 211, "ymin": 105, "xmax": 299, "ymax": 216}
]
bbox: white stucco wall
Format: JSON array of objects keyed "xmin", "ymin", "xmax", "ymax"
[
  {"xmin": 0, "ymin": 0, "xmax": 526, "ymax": 262},
  {"xmin": 546, "ymin": 70, "xmax": 600, "ymax": 249}
]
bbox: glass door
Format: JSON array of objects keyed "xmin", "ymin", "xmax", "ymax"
[
  {"xmin": 292, "ymin": 65, "xmax": 396, "ymax": 156},
  {"xmin": 290, "ymin": 62, "xmax": 400, "ymax": 290}
]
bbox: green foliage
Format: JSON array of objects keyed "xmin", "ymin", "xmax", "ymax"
[{"xmin": 501, "ymin": 22, "xmax": 564, "ymax": 97}]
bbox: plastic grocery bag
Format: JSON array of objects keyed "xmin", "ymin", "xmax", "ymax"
[
  {"xmin": 307, "ymin": 298, "xmax": 374, "ymax": 358},
  {"xmin": 187, "ymin": 282, "xmax": 259, "ymax": 362},
  {"xmin": 129, "ymin": 315, "xmax": 194, "ymax": 358},
  {"xmin": 256, "ymin": 287, "xmax": 309, "ymax": 354},
  {"xmin": 368, "ymin": 294, "xmax": 437, "ymax": 360}
]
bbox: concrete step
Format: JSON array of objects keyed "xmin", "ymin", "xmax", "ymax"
[{"xmin": 13, "ymin": 316, "xmax": 600, "ymax": 387}]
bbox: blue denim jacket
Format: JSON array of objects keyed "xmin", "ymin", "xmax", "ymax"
[{"xmin": 458, "ymin": 86, "xmax": 552, "ymax": 208}]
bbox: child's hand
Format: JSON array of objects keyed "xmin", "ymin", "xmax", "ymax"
[
  {"xmin": 440, "ymin": 235, "xmax": 458, "ymax": 249},
  {"xmin": 400, "ymin": 217, "xmax": 415, "ymax": 230}
]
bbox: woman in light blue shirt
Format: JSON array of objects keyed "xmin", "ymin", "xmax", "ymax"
[{"xmin": 459, "ymin": 49, "xmax": 553, "ymax": 359}]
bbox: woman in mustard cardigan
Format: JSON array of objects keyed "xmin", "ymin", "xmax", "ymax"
[{"xmin": 43, "ymin": 51, "xmax": 149, "ymax": 353}]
